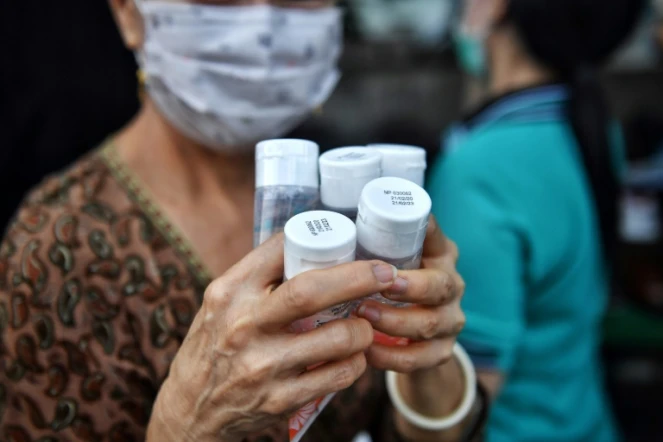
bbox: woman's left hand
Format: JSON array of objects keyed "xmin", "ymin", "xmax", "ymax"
[{"xmin": 356, "ymin": 215, "xmax": 466, "ymax": 373}]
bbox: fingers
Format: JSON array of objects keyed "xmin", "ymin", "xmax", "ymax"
[
  {"xmin": 357, "ymin": 300, "xmax": 465, "ymax": 341},
  {"xmin": 258, "ymin": 261, "xmax": 397, "ymax": 329},
  {"xmin": 422, "ymin": 215, "xmax": 460, "ymax": 266},
  {"xmin": 266, "ymin": 352, "xmax": 368, "ymax": 416},
  {"xmin": 422, "ymin": 215, "xmax": 449, "ymax": 259},
  {"xmin": 229, "ymin": 233, "xmax": 286, "ymax": 286},
  {"xmin": 281, "ymin": 319, "xmax": 374, "ymax": 372},
  {"xmin": 297, "ymin": 352, "xmax": 367, "ymax": 395},
  {"xmin": 382, "ymin": 268, "xmax": 460, "ymax": 306},
  {"xmin": 203, "ymin": 234, "xmax": 286, "ymax": 314},
  {"xmin": 366, "ymin": 339, "xmax": 455, "ymax": 373}
]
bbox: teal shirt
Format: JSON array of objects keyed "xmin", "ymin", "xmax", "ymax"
[{"xmin": 428, "ymin": 86, "xmax": 620, "ymax": 442}]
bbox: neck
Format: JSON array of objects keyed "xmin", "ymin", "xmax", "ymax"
[
  {"xmin": 487, "ymin": 27, "xmax": 554, "ymax": 98},
  {"xmin": 116, "ymin": 100, "xmax": 255, "ymax": 202}
]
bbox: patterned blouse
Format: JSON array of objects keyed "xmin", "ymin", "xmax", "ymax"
[{"xmin": 0, "ymin": 144, "xmax": 396, "ymax": 442}]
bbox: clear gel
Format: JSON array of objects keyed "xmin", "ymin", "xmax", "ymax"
[
  {"xmin": 355, "ymin": 243, "xmax": 423, "ymax": 272},
  {"xmin": 254, "ymin": 139, "xmax": 320, "ymax": 247},
  {"xmin": 254, "ymin": 185, "xmax": 319, "ymax": 247}
]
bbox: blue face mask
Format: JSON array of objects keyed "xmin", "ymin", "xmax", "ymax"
[{"xmin": 453, "ymin": 28, "xmax": 487, "ymax": 77}]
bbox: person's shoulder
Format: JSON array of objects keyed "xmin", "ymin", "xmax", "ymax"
[
  {"xmin": 437, "ymin": 122, "xmax": 570, "ymax": 184},
  {"xmin": 20, "ymin": 150, "xmax": 111, "ymax": 210},
  {"xmin": 1, "ymin": 149, "xmax": 126, "ymax": 287},
  {"xmin": 464, "ymin": 122, "xmax": 566, "ymax": 158},
  {"xmin": 431, "ymin": 128, "xmax": 516, "ymax": 189},
  {"xmin": 0, "ymin": 150, "xmax": 166, "ymax": 442}
]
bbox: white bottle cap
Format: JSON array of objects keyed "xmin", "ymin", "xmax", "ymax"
[
  {"xmin": 284, "ymin": 211, "xmax": 357, "ymax": 280},
  {"xmin": 256, "ymin": 139, "xmax": 320, "ymax": 189},
  {"xmin": 319, "ymin": 147, "xmax": 383, "ymax": 211},
  {"xmin": 369, "ymin": 144, "xmax": 427, "ymax": 187},
  {"xmin": 357, "ymin": 177, "xmax": 432, "ymax": 259}
]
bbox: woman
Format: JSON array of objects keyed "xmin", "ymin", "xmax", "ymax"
[
  {"xmin": 0, "ymin": 1, "xmax": 479, "ymax": 441},
  {"xmin": 429, "ymin": 0, "xmax": 645, "ymax": 441}
]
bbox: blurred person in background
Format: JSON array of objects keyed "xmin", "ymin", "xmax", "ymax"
[
  {"xmin": 0, "ymin": 1, "xmax": 482, "ymax": 441},
  {"xmin": 428, "ymin": 0, "xmax": 646, "ymax": 441}
]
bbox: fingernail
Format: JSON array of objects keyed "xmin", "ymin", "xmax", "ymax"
[
  {"xmin": 389, "ymin": 277, "xmax": 409, "ymax": 295},
  {"xmin": 358, "ymin": 305, "xmax": 381, "ymax": 323},
  {"xmin": 373, "ymin": 264, "xmax": 397, "ymax": 284}
]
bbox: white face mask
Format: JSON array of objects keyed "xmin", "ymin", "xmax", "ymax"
[{"xmin": 135, "ymin": 1, "xmax": 343, "ymax": 152}]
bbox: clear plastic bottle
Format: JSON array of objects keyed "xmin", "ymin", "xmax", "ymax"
[
  {"xmin": 319, "ymin": 146, "xmax": 383, "ymax": 222},
  {"xmin": 368, "ymin": 143, "xmax": 427, "ymax": 187},
  {"xmin": 284, "ymin": 210, "xmax": 357, "ymax": 332},
  {"xmin": 254, "ymin": 139, "xmax": 320, "ymax": 247},
  {"xmin": 355, "ymin": 176, "xmax": 432, "ymax": 304}
]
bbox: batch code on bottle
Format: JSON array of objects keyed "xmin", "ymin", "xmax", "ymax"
[
  {"xmin": 305, "ymin": 218, "xmax": 334, "ymax": 237},
  {"xmin": 384, "ymin": 189, "xmax": 415, "ymax": 206},
  {"xmin": 337, "ymin": 152, "xmax": 367, "ymax": 161}
]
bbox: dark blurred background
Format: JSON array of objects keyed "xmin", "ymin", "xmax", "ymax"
[{"xmin": 1, "ymin": 1, "xmax": 663, "ymax": 440}]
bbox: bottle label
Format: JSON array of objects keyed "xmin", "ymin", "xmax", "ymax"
[{"xmin": 290, "ymin": 393, "xmax": 337, "ymax": 442}]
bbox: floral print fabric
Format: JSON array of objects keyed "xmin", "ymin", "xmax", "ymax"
[{"xmin": 0, "ymin": 146, "xmax": 392, "ymax": 442}]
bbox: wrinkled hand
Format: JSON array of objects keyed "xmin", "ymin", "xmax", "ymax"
[
  {"xmin": 147, "ymin": 235, "xmax": 401, "ymax": 442},
  {"xmin": 357, "ymin": 216, "xmax": 466, "ymax": 373}
]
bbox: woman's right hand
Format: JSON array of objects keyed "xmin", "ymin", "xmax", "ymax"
[{"xmin": 146, "ymin": 234, "xmax": 399, "ymax": 442}]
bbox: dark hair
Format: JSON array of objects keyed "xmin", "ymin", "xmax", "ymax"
[{"xmin": 507, "ymin": 0, "xmax": 645, "ymax": 264}]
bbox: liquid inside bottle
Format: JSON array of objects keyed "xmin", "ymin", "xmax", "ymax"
[{"xmin": 253, "ymin": 185, "xmax": 319, "ymax": 247}]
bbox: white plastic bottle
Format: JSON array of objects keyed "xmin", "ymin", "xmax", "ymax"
[
  {"xmin": 319, "ymin": 146, "xmax": 383, "ymax": 221},
  {"xmin": 368, "ymin": 143, "xmax": 427, "ymax": 187},
  {"xmin": 355, "ymin": 177, "xmax": 432, "ymax": 303},
  {"xmin": 284, "ymin": 210, "xmax": 357, "ymax": 442},
  {"xmin": 254, "ymin": 139, "xmax": 320, "ymax": 247},
  {"xmin": 284, "ymin": 210, "xmax": 357, "ymax": 332}
]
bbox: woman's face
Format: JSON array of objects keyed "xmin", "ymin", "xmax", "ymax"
[{"xmin": 109, "ymin": 0, "xmax": 336, "ymax": 50}]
